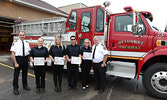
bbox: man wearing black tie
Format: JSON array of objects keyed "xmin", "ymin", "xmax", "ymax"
[
  {"xmin": 92, "ymin": 36, "xmax": 108, "ymax": 93},
  {"xmin": 10, "ymin": 31, "xmax": 31, "ymax": 95}
]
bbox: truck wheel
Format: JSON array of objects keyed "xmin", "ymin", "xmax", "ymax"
[{"xmin": 143, "ymin": 63, "xmax": 167, "ymax": 99}]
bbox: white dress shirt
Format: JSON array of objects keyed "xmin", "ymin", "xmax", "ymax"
[
  {"xmin": 92, "ymin": 43, "xmax": 108, "ymax": 63},
  {"xmin": 10, "ymin": 39, "xmax": 31, "ymax": 56}
]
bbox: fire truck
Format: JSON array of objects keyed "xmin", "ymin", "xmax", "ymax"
[
  {"xmin": 12, "ymin": 1, "xmax": 167, "ymax": 99},
  {"xmin": 65, "ymin": 1, "xmax": 167, "ymax": 99}
]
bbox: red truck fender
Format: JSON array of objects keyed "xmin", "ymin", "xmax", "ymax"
[{"xmin": 137, "ymin": 46, "xmax": 167, "ymax": 80}]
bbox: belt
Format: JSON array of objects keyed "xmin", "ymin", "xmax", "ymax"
[
  {"xmin": 16, "ymin": 56, "xmax": 28, "ymax": 58},
  {"xmin": 93, "ymin": 61, "xmax": 103, "ymax": 64}
]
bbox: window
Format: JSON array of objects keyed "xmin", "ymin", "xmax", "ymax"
[
  {"xmin": 80, "ymin": 38, "xmax": 85, "ymax": 46},
  {"xmin": 115, "ymin": 14, "xmax": 145, "ymax": 35},
  {"xmin": 96, "ymin": 8, "xmax": 104, "ymax": 32},
  {"xmin": 68, "ymin": 11, "xmax": 77, "ymax": 30},
  {"xmin": 81, "ymin": 12, "xmax": 91, "ymax": 33}
]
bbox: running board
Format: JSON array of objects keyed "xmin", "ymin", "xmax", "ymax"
[{"xmin": 106, "ymin": 61, "xmax": 136, "ymax": 79}]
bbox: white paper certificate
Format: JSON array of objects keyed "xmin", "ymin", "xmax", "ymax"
[
  {"xmin": 34, "ymin": 57, "xmax": 45, "ymax": 66},
  {"xmin": 83, "ymin": 52, "xmax": 92, "ymax": 60},
  {"xmin": 71, "ymin": 56, "xmax": 81, "ymax": 65},
  {"xmin": 54, "ymin": 57, "xmax": 64, "ymax": 65}
]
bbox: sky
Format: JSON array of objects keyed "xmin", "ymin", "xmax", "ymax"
[{"xmin": 43, "ymin": 0, "xmax": 167, "ymax": 31}]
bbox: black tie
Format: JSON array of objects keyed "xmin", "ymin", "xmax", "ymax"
[
  {"xmin": 92, "ymin": 45, "xmax": 97, "ymax": 59},
  {"xmin": 22, "ymin": 41, "xmax": 25, "ymax": 57}
]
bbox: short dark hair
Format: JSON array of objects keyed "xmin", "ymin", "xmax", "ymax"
[{"xmin": 70, "ymin": 35, "xmax": 76, "ymax": 39}]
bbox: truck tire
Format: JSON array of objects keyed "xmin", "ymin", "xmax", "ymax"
[{"xmin": 143, "ymin": 63, "xmax": 167, "ymax": 99}]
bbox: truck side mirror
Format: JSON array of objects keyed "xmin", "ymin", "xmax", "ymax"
[
  {"xmin": 131, "ymin": 25, "xmax": 143, "ymax": 35},
  {"xmin": 70, "ymin": 15, "xmax": 74, "ymax": 20},
  {"xmin": 132, "ymin": 11, "xmax": 143, "ymax": 35}
]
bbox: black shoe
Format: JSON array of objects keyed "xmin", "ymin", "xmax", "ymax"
[
  {"xmin": 73, "ymin": 87, "xmax": 77, "ymax": 90},
  {"xmin": 23, "ymin": 86, "xmax": 31, "ymax": 91},
  {"xmin": 58, "ymin": 87, "xmax": 62, "ymax": 92},
  {"xmin": 40, "ymin": 88, "xmax": 45, "ymax": 92},
  {"xmin": 13, "ymin": 89, "xmax": 19, "ymax": 95},
  {"xmin": 54, "ymin": 87, "xmax": 59, "ymax": 92},
  {"xmin": 36, "ymin": 88, "xmax": 40, "ymax": 93},
  {"xmin": 94, "ymin": 87, "xmax": 99, "ymax": 91},
  {"xmin": 99, "ymin": 89, "xmax": 104, "ymax": 94}
]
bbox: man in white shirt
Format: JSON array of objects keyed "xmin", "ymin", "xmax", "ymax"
[
  {"xmin": 92, "ymin": 36, "xmax": 108, "ymax": 93},
  {"xmin": 10, "ymin": 31, "xmax": 31, "ymax": 95}
]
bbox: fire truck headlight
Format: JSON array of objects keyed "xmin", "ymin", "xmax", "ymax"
[
  {"xmin": 161, "ymin": 41, "xmax": 165, "ymax": 45},
  {"xmin": 156, "ymin": 40, "xmax": 167, "ymax": 46}
]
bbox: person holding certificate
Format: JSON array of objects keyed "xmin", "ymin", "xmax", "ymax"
[
  {"xmin": 66, "ymin": 35, "xmax": 81, "ymax": 90},
  {"xmin": 49, "ymin": 36, "xmax": 65, "ymax": 92},
  {"xmin": 80, "ymin": 39, "xmax": 92, "ymax": 90},
  {"xmin": 30, "ymin": 38, "xmax": 49, "ymax": 93}
]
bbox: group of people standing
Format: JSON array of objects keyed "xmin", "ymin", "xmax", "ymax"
[{"xmin": 10, "ymin": 31, "xmax": 108, "ymax": 95}]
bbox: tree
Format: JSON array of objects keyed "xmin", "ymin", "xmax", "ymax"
[{"xmin": 164, "ymin": 26, "xmax": 167, "ymax": 32}]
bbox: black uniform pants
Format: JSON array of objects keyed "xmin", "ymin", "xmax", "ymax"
[
  {"xmin": 93, "ymin": 62, "xmax": 106, "ymax": 89},
  {"xmin": 67, "ymin": 62, "xmax": 79, "ymax": 88},
  {"xmin": 33, "ymin": 66, "xmax": 46, "ymax": 88},
  {"xmin": 13, "ymin": 56, "xmax": 28, "ymax": 90},
  {"xmin": 81, "ymin": 62, "xmax": 91, "ymax": 87},
  {"xmin": 52, "ymin": 65, "xmax": 63, "ymax": 87}
]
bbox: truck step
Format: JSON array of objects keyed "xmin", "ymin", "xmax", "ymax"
[{"xmin": 106, "ymin": 61, "xmax": 136, "ymax": 79}]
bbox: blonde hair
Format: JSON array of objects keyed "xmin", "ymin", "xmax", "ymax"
[
  {"xmin": 84, "ymin": 38, "xmax": 91, "ymax": 47},
  {"xmin": 55, "ymin": 36, "xmax": 62, "ymax": 47}
]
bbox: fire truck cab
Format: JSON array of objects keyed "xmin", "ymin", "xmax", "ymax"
[
  {"xmin": 66, "ymin": 5, "xmax": 109, "ymax": 46},
  {"xmin": 66, "ymin": 2, "xmax": 167, "ymax": 99}
]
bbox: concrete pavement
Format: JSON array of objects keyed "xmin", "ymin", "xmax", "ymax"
[{"xmin": 0, "ymin": 52, "xmax": 159, "ymax": 100}]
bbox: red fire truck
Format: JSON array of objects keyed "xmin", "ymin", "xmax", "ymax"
[
  {"xmin": 65, "ymin": 1, "xmax": 167, "ymax": 99},
  {"xmin": 12, "ymin": 1, "xmax": 167, "ymax": 99}
]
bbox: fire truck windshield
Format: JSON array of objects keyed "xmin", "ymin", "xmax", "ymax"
[{"xmin": 145, "ymin": 18, "xmax": 159, "ymax": 31}]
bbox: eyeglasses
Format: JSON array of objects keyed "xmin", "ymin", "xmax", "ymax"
[{"xmin": 71, "ymin": 39, "xmax": 76, "ymax": 40}]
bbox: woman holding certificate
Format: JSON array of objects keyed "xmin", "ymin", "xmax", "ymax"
[
  {"xmin": 81, "ymin": 39, "xmax": 92, "ymax": 90},
  {"xmin": 30, "ymin": 38, "xmax": 49, "ymax": 93},
  {"xmin": 49, "ymin": 36, "xmax": 65, "ymax": 92}
]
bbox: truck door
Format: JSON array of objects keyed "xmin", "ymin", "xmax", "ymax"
[
  {"xmin": 110, "ymin": 13, "xmax": 148, "ymax": 58},
  {"xmin": 77, "ymin": 8, "xmax": 93, "ymax": 46}
]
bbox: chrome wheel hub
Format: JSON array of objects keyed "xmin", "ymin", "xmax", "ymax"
[{"xmin": 151, "ymin": 71, "xmax": 167, "ymax": 93}]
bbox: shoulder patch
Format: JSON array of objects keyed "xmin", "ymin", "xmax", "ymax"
[
  {"xmin": 11, "ymin": 42, "xmax": 15, "ymax": 47},
  {"xmin": 103, "ymin": 46, "xmax": 107, "ymax": 50},
  {"xmin": 101, "ymin": 44, "xmax": 107, "ymax": 50}
]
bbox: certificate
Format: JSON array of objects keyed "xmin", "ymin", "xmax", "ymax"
[
  {"xmin": 34, "ymin": 57, "xmax": 45, "ymax": 66},
  {"xmin": 83, "ymin": 52, "xmax": 92, "ymax": 60},
  {"xmin": 54, "ymin": 57, "xmax": 64, "ymax": 65},
  {"xmin": 71, "ymin": 56, "xmax": 81, "ymax": 65}
]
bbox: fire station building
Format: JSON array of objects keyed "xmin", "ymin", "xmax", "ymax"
[{"xmin": 0, "ymin": 0, "xmax": 68, "ymax": 51}]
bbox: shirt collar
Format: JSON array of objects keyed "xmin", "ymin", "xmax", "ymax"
[
  {"xmin": 97, "ymin": 43, "xmax": 101, "ymax": 46},
  {"xmin": 54, "ymin": 45, "xmax": 62, "ymax": 48},
  {"xmin": 18, "ymin": 39, "xmax": 24, "ymax": 42},
  {"xmin": 36, "ymin": 46, "xmax": 44, "ymax": 49},
  {"xmin": 71, "ymin": 44, "xmax": 76, "ymax": 46},
  {"xmin": 83, "ymin": 46, "xmax": 90, "ymax": 49}
]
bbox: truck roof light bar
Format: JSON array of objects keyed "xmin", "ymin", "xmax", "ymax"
[{"xmin": 124, "ymin": 6, "xmax": 133, "ymax": 12}]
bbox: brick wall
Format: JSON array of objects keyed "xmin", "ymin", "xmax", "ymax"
[{"xmin": 0, "ymin": 0, "xmax": 58, "ymax": 20}]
